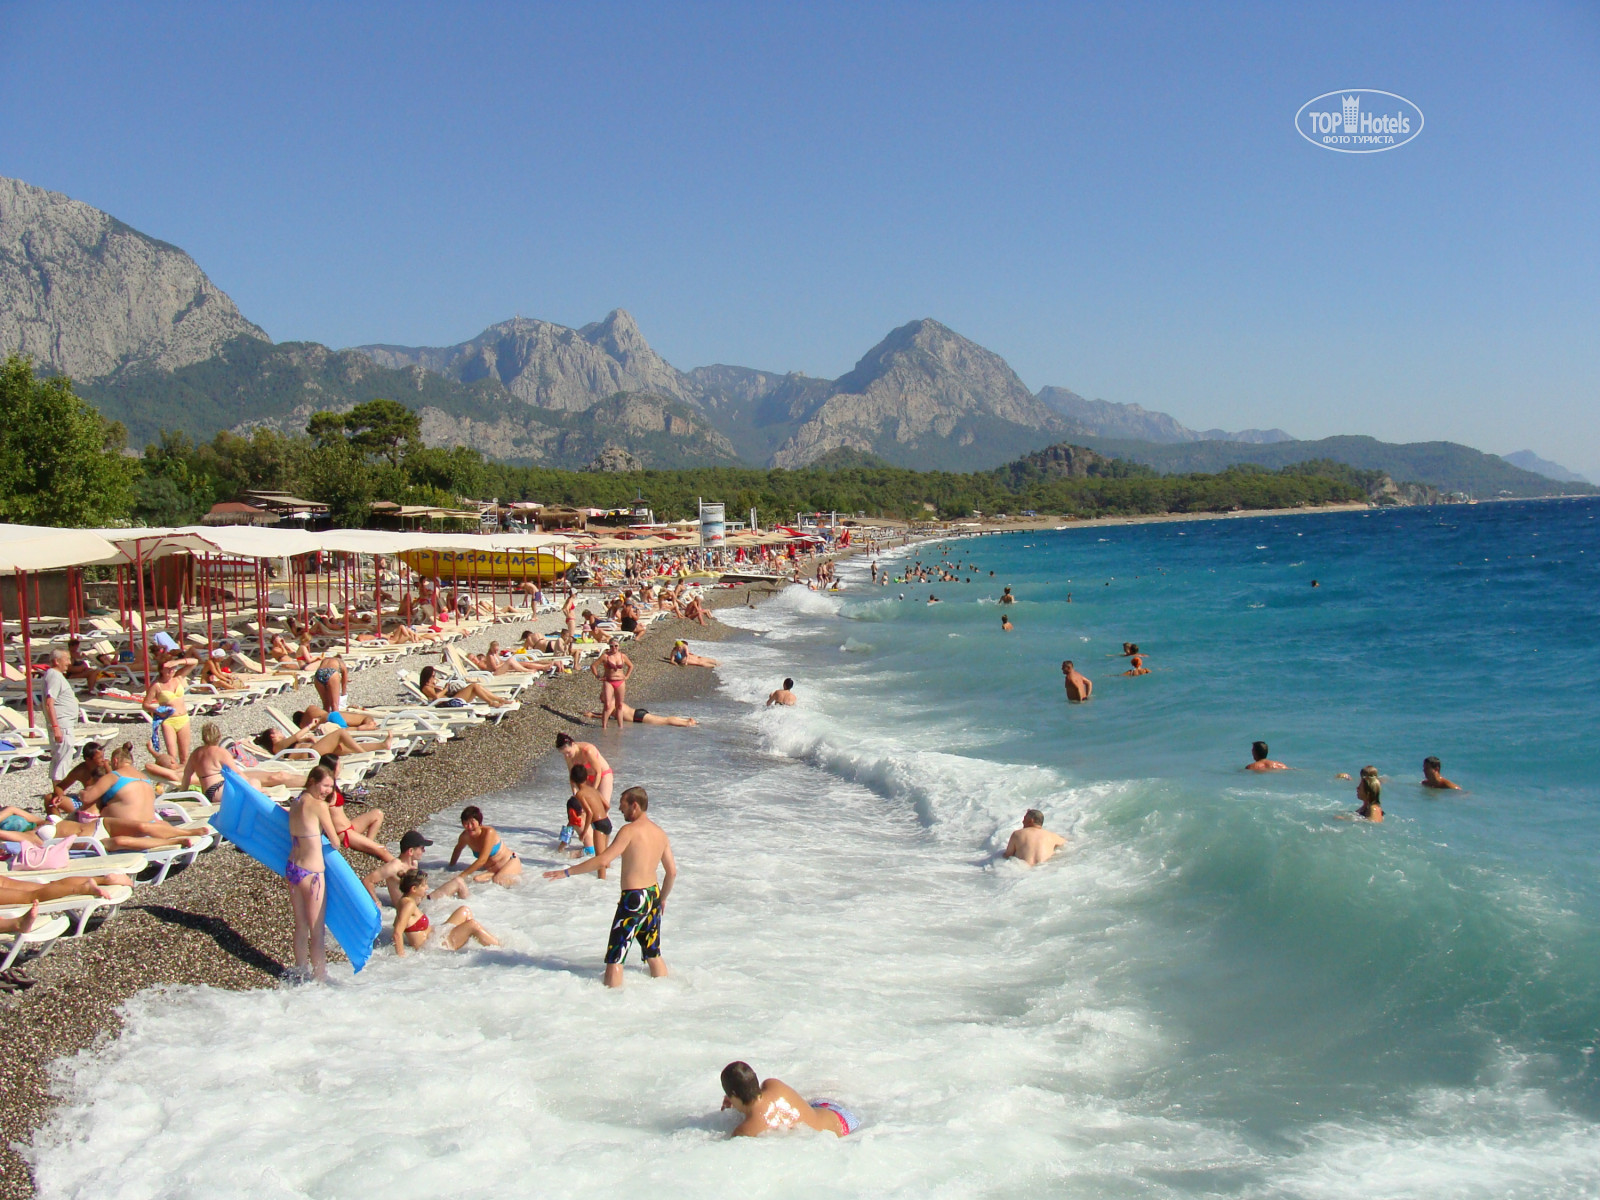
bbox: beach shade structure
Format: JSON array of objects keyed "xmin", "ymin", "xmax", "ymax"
[
  {"xmin": 0, "ymin": 524, "xmax": 122, "ymax": 730},
  {"xmin": 214, "ymin": 765, "xmax": 382, "ymax": 972}
]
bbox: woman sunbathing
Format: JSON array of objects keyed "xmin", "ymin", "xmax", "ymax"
[
  {"xmin": 670, "ymin": 640, "xmax": 719, "ymax": 668},
  {"xmin": 67, "ymin": 747, "xmax": 210, "ymax": 848},
  {"xmin": 183, "ymin": 723, "xmax": 307, "ymax": 801},
  {"xmin": 447, "ymin": 805, "xmax": 521, "ymax": 886},
  {"xmin": 392, "ymin": 870, "xmax": 500, "ymax": 956},
  {"xmin": 253, "ymin": 724, "xmax": 391, "ymax": 759},
  {"xmin": 417, "ymin": 666, "xmax": 511, "ymax": 708},
  {"xmin": 0, "ymin": 872, "xmax": 136, "ymax": 906}
]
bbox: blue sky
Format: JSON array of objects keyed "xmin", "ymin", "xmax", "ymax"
[{"xmin": 3, "ymin": 1, "xmax": 1597, "ymax": 472}]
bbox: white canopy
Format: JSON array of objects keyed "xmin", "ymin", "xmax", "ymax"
[
  {"xmin": 78, "ymin": 526, "xmax": 575, "ymax": 564},
  {"xmin": 0, "ymin": 524, "xmax": 122, "ymax": 574}
]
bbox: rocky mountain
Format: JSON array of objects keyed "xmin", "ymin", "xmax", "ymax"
[
  {"xmin": 0, "ymin": 175, "xmax": 267, "ymax": 380},
  {"xmin": 1502, "ymin": 450, "xmax": 1591, "ymax": 485},
  {"xmin": 1071, "ymin": 434, "xmax": 1596, "ymax": 500},
  {"xmin": 1035, "ymin": 386, "xmax": 1292, "ymax": 445},
  {"xmin": 358, "ymin": 310, "xmax": 697, "ymax": 412},
  {"xmin": 767, "ymin": 320, "xmax": 1076, "ymax": 469}
]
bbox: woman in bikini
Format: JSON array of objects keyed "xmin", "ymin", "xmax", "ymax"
[
  {"xmin": 591, "ymin": 638, "xmax": 633, "ymax": 731},
  {"xmin": 312, "ymin": 654, "xmax": 348, "ymax": 715},
  {"xmin": 318, "ymin": 755, "xmax": 393, "ymax": 862},
  {"xmin": 669, "ymin": 640, "xmax": 719, "ymax": 669},
  {"xmin": 142, "ymin": 656, "xmax": 197, "ymax": 763},
  {"xmin": 253, "ymin": 724, "xmax": 392, "ymax": 760},
  {"xmin": 447, "ymin": 805, "xmax": 521, "ymax": 886},
  {"xmin": 391, "ymin": 869, "xmax": 500, "ymax": 956},
  {"xmin": 563, "ymin": 590, "xmax": 579, "ymax": 643},
  {"xmin": 417, "ymin": 665, "xmax": 511, "ymax": 708},
  {"xmin": 67, "ymin": 746, "xmax": 211, "ymax": 849},
  {"xmin": 182, "ymin": 723, "xmax": 306, "ymax": 803},
  {"xmin": 286, "ymin": 766, "xmax": 342, "ymax": 981}
]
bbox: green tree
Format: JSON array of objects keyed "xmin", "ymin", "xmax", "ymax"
[{"xmin": 0, "ymin": 355, "xmax": 137, "ymax": 526}]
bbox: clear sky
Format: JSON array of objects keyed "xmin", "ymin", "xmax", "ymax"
[{"xmin": 3, "ymin": 1, "xmax": 1597, "ymax": 473}]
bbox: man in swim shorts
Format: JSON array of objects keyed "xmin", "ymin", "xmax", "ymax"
[
  {"xmin": 544, "ymin": 786, "xmax": 675, "ymax": 987},
  {"xmin": 1004, "ymin": 809, "xmax": 1065, "ymax": 866},
  {"xmin": 1246, "ymin": 741, "xmax": 1289, "ymax": 772},
  {"xmin": 1061, "ymin": 661, "xmax": 1092, "ymax": 702},
  {"xmin": 1421, "ymin": 756, "xmax": 1461, "ymax": 789},
  {"xmin": 719, "ymin": 1061, "xmax": 858, "ymax": 1137},
  {"xmin": 766, "ymin": 679, "xmax": 796, "ymax": 707},
  {"xmin": 555, "ymin": 732, "xmax": 613, "ymax": 805},
  {"xmin": 585, "ymin": 704, "xmax": 699, "ymax": 727}
]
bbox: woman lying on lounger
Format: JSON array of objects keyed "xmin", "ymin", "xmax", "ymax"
[
  {"xmin": 253, "ymin": 724, "xmax": 392, "ymax": 759},
  {"xmin": 417, "ymin": 666, "xmax": 512, "ymax": 708},
  {"xmin": 183, "ymin": 723, "xmax": 307, "ymax": 802},
  {"xmin": 63, "ymin": 746, "xmax": 211, "ymax": 849}
]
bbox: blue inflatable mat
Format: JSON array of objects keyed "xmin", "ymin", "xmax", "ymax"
[{"xmin": 215, "ymin": 766, "xmax": 382, "ymax": 972}]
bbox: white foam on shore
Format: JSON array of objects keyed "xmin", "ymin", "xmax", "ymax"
[{"xmin": 27, "ymin": 571, "xmax": 1600, "ymax": 1199}]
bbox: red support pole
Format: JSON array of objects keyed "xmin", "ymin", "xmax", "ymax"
[
  {"xmin": 134, "ymin": 542, "xmax": 151, "ymax": 686},
  {"xmin": 202, "ymin": 553, "xmax": 214, "ymax": 656},
  {"xmin": 17, "ymin": 569, "xmax": 35, "ymax": 730},
  {"xmin": 256, "ymin": 560, "xmax": 269, "ymax": 669}
]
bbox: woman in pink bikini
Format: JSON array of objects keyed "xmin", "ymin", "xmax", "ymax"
[
  {"xmin": 285, "ymin": 766, "xmax": 343, "ymax": 982},
  {"xmin": 591, "ymin": 638, "xmax": 634, "ymax": 731}
]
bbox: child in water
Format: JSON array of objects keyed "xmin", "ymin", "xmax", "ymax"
[{"xmin": 392, "ymin": 870, "xmax": 502, "ymax": 956}]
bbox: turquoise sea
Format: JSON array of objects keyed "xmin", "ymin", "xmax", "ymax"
[{"xmin": 31, "ymin": 497, "xmax": 1600, "ymax": 1199}]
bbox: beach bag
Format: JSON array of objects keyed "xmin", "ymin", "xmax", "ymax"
[{"xmin": 11, "ymin": 840, "xmax": 72, "ymax": 870}]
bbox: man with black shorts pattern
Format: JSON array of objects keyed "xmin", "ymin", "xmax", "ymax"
[{"xmin": 545, "ymin": 786, "xmax": 676, "ymax": 987}]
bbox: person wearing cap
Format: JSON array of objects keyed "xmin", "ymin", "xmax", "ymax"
[{"xmin": 364, "ymin": 830, "xmax": 468, "ymax": 906}]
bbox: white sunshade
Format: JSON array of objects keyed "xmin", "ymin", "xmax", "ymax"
[
  {"xmin": 81, "ymin": 526, "xmax": 576, "ymax": 563},
  {"xmin": 0, "ymin": 524, "xmax": 122, "ymax": 574}
]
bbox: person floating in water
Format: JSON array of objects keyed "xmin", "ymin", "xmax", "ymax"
[
  {"xmin": 719, "ymin": 1061, "xmax": 858, "ymax": 1137},
  {"xmin": 767, "ymin": 678, "xmax": 796, "ymax": 707},
  {"xmin": 1000, "ymin": 614, "xmax": 1013, "ymax": 632},
  {"xmin": 1061, "ymin": 660, "xmax": 1092, "ymax": 702},
  {"xmin": 1122, "ymin": 655, "xmax": 1150, "ymax": 677},
  {"xmin": 1245, "ymin": 741, "xmax": 1289, "ymax": 772},
  {"xmin": 1120, "ymin": 643, "xmax": 1140, "ymax": 658},
  {"xmin": 1421, "ymin": 756, "xmax": 1460, "ymax": 790},
  {"xmin": 1003, "ymin": 809, "xmax": 1065, "ymax": 865}
]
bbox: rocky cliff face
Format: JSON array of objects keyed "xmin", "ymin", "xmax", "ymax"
[
  {"xmin": 358, "ymin": 310, "xmax": 697, "ymax": 412},
  {"xmin": 1036, "ymin": 385, "xmax": 1292, "ymax": 445},
  {"xmin": 769, "ymin": 319, "xmax": 1071, "ymax": 469},
  {"xmin": 0, "ymin": 175, "xmax": 268, "ymax": 380}
]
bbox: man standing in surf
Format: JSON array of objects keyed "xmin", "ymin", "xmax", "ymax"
[
  {"xmin": 1061, "ymin": 660, "xmax": 1092, "ymax": 702},
  {"xmin": 545, "ymin": 786, "xmax": 676, "ymax": 987}
]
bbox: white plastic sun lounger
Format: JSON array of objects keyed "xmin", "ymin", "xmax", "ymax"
[
  {"xmin": 0, "ymin": 884, "xmax": 133, "ymax": 937},
  {"xmin": 0, "ymin": 913, "xmax": 71, "ymax": 971}
]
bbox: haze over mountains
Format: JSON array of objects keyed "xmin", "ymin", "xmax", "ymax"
[{"xmin": 1, "ymin": 174, "xmax": 1591, "ymax": 497}]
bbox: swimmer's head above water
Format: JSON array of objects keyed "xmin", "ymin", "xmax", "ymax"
[{"xmin": 1252, "ymin": 741, "xmax": 1270, "ymax": 762}]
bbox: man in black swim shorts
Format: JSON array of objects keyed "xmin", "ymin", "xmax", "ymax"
[
  {"xmin": 631, "ymin": 707, "xmax": 649, "ymax": 722},
  {"xmin": 543, "ymin": 787, "xmax": 676, "ymax": 987}
]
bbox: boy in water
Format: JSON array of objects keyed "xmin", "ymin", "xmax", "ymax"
[
  {"xmin": 1421, "ymin": 756, "xmax": 1461, "ymax": 790},
  {"xmin": 719, "ymin": 1061, "xmax": 858, "ymax": 1137},
  {"xmin": 1246, "ymin": 741, "xmax": 1289, "ymax": 772},
  {"xmin": 568, "ymin": 762, "xmax": 612, "ymax": 878}
]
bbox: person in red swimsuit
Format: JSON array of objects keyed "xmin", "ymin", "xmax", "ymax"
[{"xmin": 392, "ymin": 870, "xmax": 501, "ymax": 956}]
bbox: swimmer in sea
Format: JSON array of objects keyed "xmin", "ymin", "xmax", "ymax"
[
  {"xmin": 1421, "ymin": 756, "xmax": 1460, "ymax": 790},
  {"xmin": 1340, "ymin": 766, "xmax": 1383, "ymax": 822},
  {"xmin": 392, "ymin": 870, "xmax": 500, "ymax": 957},
  {"xmin": 999, "ymin": 586, "xmax": 1015, "ymax": 605},
  {"xmin": 719, "ymin": 1061, "xmax": 858, "ymax": 1138},
  {"xmin": 447, "ymin": 805, "xmax": 521, "ymax": 886},
  {"xmin": 766, "ymin": 678, "xmax": 796, "ymax": 707},
  {"xmin": 1061, "ymin": 660, "xmax": 1092, "ymax": 702},
  {"xmin": 1121, "ymin": 655, "xmax": 1150, "ymax": 677},
  {"xmin": 1001, "ymin": 614, "xmax": 1012, "ymax": 632},
  {"xmin": 1120, "ymin": 643, "xmax": 1140, "ymax": 658},
  {"xmin": 1003, "ymin": 809, "xmax": 1065, "ymax": 865},
  {"xmin": 1245, "ymin": 741, "xmax": 1289, "ymax": 771},
  {"xmin": 928, "ymin": 594, "xmax": 940, "ymax": 603}
]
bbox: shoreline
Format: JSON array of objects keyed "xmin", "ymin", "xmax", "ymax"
[{"xmin": 0, "ymin": 597, "xmax": 754, "ymax": 1199}]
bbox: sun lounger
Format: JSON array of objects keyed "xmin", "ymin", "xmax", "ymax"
[
  {"xmin": 0, "ymin": 851, "xmax": 150, "ymax": 882},
  {"xmin": 0, "ymin": 913, "xmax": 71, "ymax": 971},
  {"xmin": 0, "ymin": 884, "xmax": 133, "ymax": 937}
]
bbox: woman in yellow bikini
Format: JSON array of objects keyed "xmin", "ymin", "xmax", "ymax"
[{"xmin": 142, "ymin": 656, "xmax": 197, "ymax": 763}]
